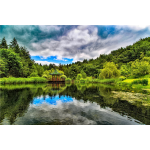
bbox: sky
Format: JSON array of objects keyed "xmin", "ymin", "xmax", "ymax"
[{"xmin": 0, "ymin": 25, "xmax": 150, "ymax": 66}]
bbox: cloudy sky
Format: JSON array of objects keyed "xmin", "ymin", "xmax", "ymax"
[{"xmin": 0, "ymin": 25, "xmax": 150, "ymax": 66}]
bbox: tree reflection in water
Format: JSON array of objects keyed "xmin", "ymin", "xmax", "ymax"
[{"xmin": 0, "ymin": 83, "xmax": 150, "ymax": 125}]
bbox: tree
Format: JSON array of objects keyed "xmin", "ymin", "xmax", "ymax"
[
  {"xmin": 99, "ymin": 62, "xmax": 120, "ymax": 79},
  {"xmin": 0, "ymin": 48, "xmax": 23, "ymax": 77},
  {"xmin": 14, "ymin": 44, "xmax": 20, "ymax": 54},
  {"xmin": 1, "ymin": 37, "xmax": 8, "ymax": 49},
  {"xmin": 120, "ymin": 64, "xmax": 131, "ymax": 77},
  {"xmin": 29, "ymin": 72, "xmax": 39, "ymax": 77},
  {"xmin": 76, "ymin": 74, "xmax": 82, "ymax": 80},
  {"xmin": 0, "ymin": 58, "xmax": 8, "ymax": 77},
  {"xmin": 80, "ymin": 70, "xmax": 87, "ymax": 78},
  {"xmin": 58, "ymin": 63, "xmax": 63, "ymax": 71},
  {"xmin": 83, "ymin": 64, "xmax": 98, "ymax": 77},
  {"xmin": 10, "ymin": 37, "xmax": 18, "ymax": 48},
  {"xmin": 60, "ymin": 75, "xmax": 67, "ymax": 79},
  {"xmin": 131, "ymin": 59, "xmax": 150, "ymax": 77},
  {"xmin": 68, "ymin": 65, "xmax": 80, "ymax": 79},
  {"xmin": 35, "ymin": 64, "xmax": 44, "ymax": 77}
]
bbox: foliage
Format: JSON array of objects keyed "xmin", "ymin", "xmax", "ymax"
[
  {"xmin": 35, "ymin": 64, "xmax": 44, "ymax": 77},
  {"xmin": 99, "ymin": 62, "xmax": 120, "ymax": 79},
  {"xmin": 120, "ymin": 64, "xmax": 131, "ymax": 77},
  {"xmin": 42, "ymin": 74, "xmax": 48, "ymax": 78},
  {"xmin": 132, "ymin": 79, "xmax": 148, "ymax": 86},
  {"xmin": 0, "ymin": 37, "xmax": 8, "ymax": 49},
  {"xmin": 29, "ymin": 72, "xmax": 39, "ymax": 77},
  {"xmin": 60, "ymin": 75, "xmax": 67, "ymax": 79},
  {"xmin": 0, "ymin": 77, "xmax": 47, "ymax": 85},
  {"xmin": 67, "ymin": 65, "xmax": 80, "ymax": 79},
  {"xmin": 65, "ymin": 78, "xmax": 71, "ymax": 82},
  {"xmin": 80, "ymin": 70, "xmax": 87, "ymax": 78},
  {"xmin": 119, "ymin": 76, "xmax": 126, "ymax": 81},
  {"xmin": 0, "ymin": 48, "xmax": 23, "ymax": 77},
  {"xmin": 10, "ymin": 37, "xmax": 18, "ymax": 48},
  {"xmin": 80, "ymin": 78, "xmax": 86, "ymax": 83},
  {"xmin": 0, "ymin": 58, "xmax": 8, "ymax": 77},
  {"xmin": 131, "ymin": 59, "xmax": 150, "ymax": 77},
  {"xmin": 76, "ymin": 74, "xmax": 82, "ymax": 80}
]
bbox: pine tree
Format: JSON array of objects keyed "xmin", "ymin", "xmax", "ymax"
[
  {"xmin": 0, "ymin": 39, "xmax": 1, "ymax": 48},
  {"xmin": 1, "ymin": 37, "xmax": 8, "ymax": 49},
  {"xmin": 10, "ymin": 37, "xmax": 18, "ymax": 48},
  {"xmin": 14, "ymin": 44, "xmax": 20, "ymax": 53}
]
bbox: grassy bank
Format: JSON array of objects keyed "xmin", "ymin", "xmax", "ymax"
[
  {"xmin": 74, "ymin": 78, "xmax": 116, "ymax": 84},
  {"xmin": 0, "ymin": 77, "xmax": 48, "ymax": 85},
  {"xmin": 73, "ymin": 75, "xmax": 150, "ymax": 94}
]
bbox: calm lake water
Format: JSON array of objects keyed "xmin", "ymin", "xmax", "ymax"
[{"xmin": 0, "ymin": 83, "xmax": 150, "ymax": 125}]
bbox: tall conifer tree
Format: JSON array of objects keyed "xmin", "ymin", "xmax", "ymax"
[
  {"xmin": 1, "ymin": 37, "xmax": 8, "ymax": 49},
  {"xmin": 10, "ymin": 37, "xmax": 18, "ymax": 48}
]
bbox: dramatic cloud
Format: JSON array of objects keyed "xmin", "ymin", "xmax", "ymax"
[{"xmin": 1, "ymin": 25, "xmax": 150, "ymax": 63}]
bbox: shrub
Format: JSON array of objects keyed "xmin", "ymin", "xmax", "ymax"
[
  {"xmin": 29, "ymin": 72, "xmax": 39, "ymax": 77},
  {"xmin": 132, "ymin": 79, "xmax": 148, "ymax": 86},
  {"xmin": 80, "ymin": 78, "xmax": 86, "ymax": 83},
  {"xmin": 131, "ymin": 60, "xmax": 150, "ymax": 77},
  {"xmin": 60, "ymin": 75, "xmax": 67, "ymax": 79},
  {"xmin": 99, "ymin": 62, "xmax": 120, "ymax": 79},
  {"xmin": 76, "ymin": 74, "xmax": 82, "ymax": 80},
  {"xmin": 65, "ymin": 78, "xmax": 71, "ymax": 82},
  {"xmin": 42, "ymin": 74, "xmax": 48, "ymax": 78},
  {"xmin": 119, "ymin": 76, "xmax": 126, "ymax": 81}
]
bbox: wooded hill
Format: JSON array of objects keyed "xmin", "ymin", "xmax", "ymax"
[{"xmin": 0, "ymin": 37, "xmax": 150, "ymax": 79}]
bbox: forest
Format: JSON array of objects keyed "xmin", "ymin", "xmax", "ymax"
[{"xmin": 0, "ymin": 37, "xmax": 150, "ymax": 88}]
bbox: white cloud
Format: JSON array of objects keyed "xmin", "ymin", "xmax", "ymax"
[
  {"xmin": 38, "ymin": 25, "xmax": 61, "ymax": 32},
  {"xmin": 116, "ymin": 25, "xmax": 150, "ymax": 31},
  {"xmin": 35, "ymin": 61, "xmax": 59, "ymax": 66},
  {"xmin": 28, "ymin": 25, "xmax": 150, "ymax": 62}
]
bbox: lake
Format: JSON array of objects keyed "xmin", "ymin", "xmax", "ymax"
[{"xmin": 0, "ymin": 83, "xmax": 150, "ymax": 125}]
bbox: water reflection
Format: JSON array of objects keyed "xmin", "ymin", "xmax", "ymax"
[
  {"xmin": 0, "ymin": 83, "xmax": 149, "ymax": 125},
  {"xmin": 33, "ymin": 95, "xmax": 73, "ymax": 105}
]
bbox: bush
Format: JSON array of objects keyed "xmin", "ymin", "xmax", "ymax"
[
  {"xmin": 0, "ymin": 77, "xmax": 47, "ymax": 84},
  {"xmin": 80, "ymin": 78, "xmax": 86, "ymax": 83},
  {"xmin": 65, "ymin": 78, "xmax": 71, "ymax": 82},
  {"xmin": 119, "ymin": 76, "xmax": 126, "ymax": 81},
  {"xmin": 76, "ymin": 74, "xmax": 82, "ymax": 80},
  {"xmin": 60, "ymin": 75, "xmax": 67, "ymax": 79},
  {"xmin": 99, "ymin": 62, "xmax": 120, "ymax": 79},
  {"xmin": 131, "ymin": 60, "xmax": 150, "ymax": 77},
  {"xmin": 132, "ymin": 79, "xmax": 148, "ymax": 86},
  {"xmin": 42, "ymin": 74, "xmax": 48, "ymax": 78},
  {"xmin": 29, "ymin": 72, "xmax": 39, "ymax": 77}
]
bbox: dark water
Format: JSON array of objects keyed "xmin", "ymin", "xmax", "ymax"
[{"xmin": 0, "ymin": 83, "xmax": 150, "ymax": 125}]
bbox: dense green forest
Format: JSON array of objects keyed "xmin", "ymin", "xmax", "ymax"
[{"xmin": 0, "ymin": 37, "xmax": 150, "ymax": 80}]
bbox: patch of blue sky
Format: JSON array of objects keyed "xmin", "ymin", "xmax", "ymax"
[
  {"xmin": 31, "ymin": 55, "xmax": 73, "ymax": 64},
  {"xmin": 96, "ymin": 25, "xmax": 120, "ymax": 39},
  {"xmin": 32, "ymin": 95, "xmax": 73, "ymax": 105}
]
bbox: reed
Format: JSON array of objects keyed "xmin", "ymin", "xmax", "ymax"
[{"xmin": 0, "ymin": 77, "xmax": 48, "ymax": 85}]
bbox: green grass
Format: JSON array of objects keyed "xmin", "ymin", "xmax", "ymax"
[
  {"xmin": 0, "ymin": 77, "xmax": 48, "ymax": 85},
  {"xmin": 75, "ymin": 78, "xmax": 117, "ymax": 84}
]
